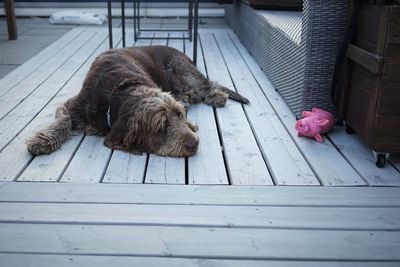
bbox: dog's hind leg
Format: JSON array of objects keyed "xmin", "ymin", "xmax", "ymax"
[
  {"xmin": 204, "ymin": 85, "xmax": 229, "ymax": 107},
  {"xmin": 204, "ymin": 82, "xmax": 249, "ymax": 107},
  {"xmin": 167, "ymin": 56, "xmax": 249, "ymax": 107}
]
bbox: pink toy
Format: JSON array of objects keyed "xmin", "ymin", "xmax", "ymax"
[{"xmin": 295, "ymin": 107, "xmax": 336, "ymax": 143}]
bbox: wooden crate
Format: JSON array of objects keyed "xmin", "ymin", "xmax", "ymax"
[{"xmin": 339, "ymin": 3, "xmax": 400, "ymax": 157}]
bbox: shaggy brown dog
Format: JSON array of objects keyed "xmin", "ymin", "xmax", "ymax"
[{"xmin": 26, "ymin": 46, "xmax": 249, "ymax": 157}]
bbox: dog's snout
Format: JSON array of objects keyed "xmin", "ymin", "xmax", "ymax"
[{"xmin": 185, "ymin": 138, "xmax": 199, "ymax": 153}]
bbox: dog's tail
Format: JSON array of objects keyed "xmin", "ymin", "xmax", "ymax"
[
  {"xmin": 220, "ymin": 86, "xmax": 250, "ymax": 104},
  {"xmin": 26, "ymin": 104, "xmax": 72, "ymax": 155}
]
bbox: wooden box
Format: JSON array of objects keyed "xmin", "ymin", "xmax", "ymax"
[{"xmin": 337, "ymin": 3, "xmax": 400, "ymax": 161}]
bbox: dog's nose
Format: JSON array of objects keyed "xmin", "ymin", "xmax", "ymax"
[{"xmin": 185, "ymin": 139, "xmax": 199, "ymax": 153}]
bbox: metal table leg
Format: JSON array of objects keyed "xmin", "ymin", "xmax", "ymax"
[
  {"xmin": 188, "ymin": 0, "xmax": 193, "ymax": 41},
  {"xmin": 121, "ymin": 0, "xmax": 126, "ymax": 47},
  {"xmin": 107, "ymin": 0, "xmax": 113, "ymax": 48},
  {"xmin": 193, "ymin": 0, "xmax": 199, "ymax": 66},
  {"xmin": 133, "ymin": 0, "xmax": 137, "ymax": 42}
]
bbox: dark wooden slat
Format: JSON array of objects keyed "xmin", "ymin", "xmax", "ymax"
[{"xmin": 347, "ymin": 44, "xmax": 383, "ymax": 74}]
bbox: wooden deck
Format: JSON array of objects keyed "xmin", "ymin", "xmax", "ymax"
[
  {"xmin": 0, "ymin": 27, "xmax": 399, "ymax": 186},
  {"xmin": 1, "ymin": 26, "xmax": 400, "ymax": 266},
  {"xmin": 0, "ymin": 182, "xmax": 400, "ymax": 266}
]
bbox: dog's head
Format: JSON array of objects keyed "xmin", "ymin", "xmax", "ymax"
[{"xmin": 122, "ymin": 87, "xmax": 199, "ymax": 157}]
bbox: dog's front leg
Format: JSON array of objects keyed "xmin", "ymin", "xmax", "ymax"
[
  {"xmin": 104, "ymin": 123, "xmax": 127, "ymax": 151},
  {"xmin": 104, "ymin": 124, "xmax": 144, "ymax": 155},
  {"xmin": 175, "ymin": 95, "xmax": 191, "ymax": 112}
]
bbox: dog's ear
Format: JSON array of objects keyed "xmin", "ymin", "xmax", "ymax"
[
  {"xmin": 151, "ymin": 111, "xmax": 167, "ymax": 134},
  {"xmin": 124, "ymin": 117, "xmax": 141, "ymax": 147}
]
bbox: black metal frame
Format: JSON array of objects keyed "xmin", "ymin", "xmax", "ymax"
[{"xmin": 107, "ymin": 0, "xmax": 199, "ymax": 65}]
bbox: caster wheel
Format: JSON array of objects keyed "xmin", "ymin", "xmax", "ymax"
[
  {"xmin": 376, "ymin": 154, "xmax": 386, "ymax": 168},
  {"xmin": 345, "ymin": 125, "xmax": 355, "ymax": 134},
  {"xmin": 373, "ymin": 151, "xmax": 390, "ymax": 168},
  {"xmin": 343, "ymin": 121, "xmax": 355, "ymax": 134}
]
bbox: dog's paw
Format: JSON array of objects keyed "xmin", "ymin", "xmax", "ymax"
[
  {"xmin": 104, "ymin": 139, "xmax": 123, "ymax": 150},
  {"xmin": 205, "ymin": 90, "xmax": 228, "ymax": 107},
  {"xmin": 84, "ymin": 125, "xmax": 102, "ymax": 135},
  {"xmin": 26, "ymin": 133, "xmax": 57, "ymax": 155}
]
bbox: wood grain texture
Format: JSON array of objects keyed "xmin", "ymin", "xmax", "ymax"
[
  {"xmin": 18, "ymin": 32, "xmax": 120, "ymax": 182},
  {"xmin": 347, "ymin": 44, "xmax": 383, "ymax": 75},
  {"xmin": 1, "ymin": 202, "xmax": 399, "ymax": 230},
  {"xmin": 184, "ymin": 36, "xmax": 228, "ymax": 184},
  {"xmin": 1, "ymin": 223, "xmax": 399, "ymax": 260},
  {"xmin": 0, "ymin": 30, "xmax": 93, "ymax": 120},
  {"xmin": 0, "ymin": 28, "xmax": 82, "ymax": 96},
  {"xmin": 0, "ymin": 29, "xmax": 110, "ymax": 182},
  {"xmin": 4, "ymin": 254, "xmax": 397, "ymax": 267},
  {"xmin": 201, "ymin": 32, "xmax": 273, "ymax": 185},
  {"xmin": 228, "ymin": 32, "xmax": 367, "ymax": 186},
  {"xmin": 215, "ymin": 32, "xmax": 318, "ymax": 185},
  {"xmin": 103, "ymin": 151, "xmax": 147, "ymax": 184},
  {"xmin": 328, "ymin": 129, "xmax": 400, "ymax": 186},
  {"xmin": 60, "ymin": 136, "xmax": 111, "ymax": 183},
  {"xmin": 138, "ymin": 32, "xmax": 186, "ymax": 184},
  {"xmin": 1, "ymin": 183, "xmax": 399, "ymax": 207},
  {"xmin": 145, "ymin": 155, "xmax": 185, "ymax": 184},
  {"xmin": 0, "ymin": 30, "xmax": 107, "ymax": 151}
]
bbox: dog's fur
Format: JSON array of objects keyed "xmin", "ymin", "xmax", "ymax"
[{"xmin": 26, "ymin": 46, "xmax": 249, "ymax": 157}]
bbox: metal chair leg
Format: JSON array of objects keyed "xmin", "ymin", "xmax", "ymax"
[
  {"xmin": 193, "ymin": 0, "xmax": 199, "ymax": 65},
  {"xmin": 133, "ymin": 0, "xmax": 137, "ymax": 42},
  {"xmin": 138, "ymin": 0, "xmax": 141, "ymax": 36},
  {"xmin": 107, "ymin": 0, "xmax": 113, "ymax": 49},
  {"xmin": 121, "ymin": 0, "xmax": 126, "ymax": 47},
  {"xmin": 188, "ymin": 0, "xmax": 193, "ymax": 41}
]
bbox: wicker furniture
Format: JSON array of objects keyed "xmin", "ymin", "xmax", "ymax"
[{"xmin": 225, "ymin": 0, "xmax": 350, "ymax": 117}]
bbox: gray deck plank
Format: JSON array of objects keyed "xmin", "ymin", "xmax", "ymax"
[
  {"xmin": 59, "ymin": 137, "xmax": 111, "ymax": 183},
  {"xmin": 215, "ymin": 32, "xmax": 318, "ymax": 185},
  {"xmin": 0, "ymin": 27, "xmax": 398, "ymax": 186},
  {"xmin": 18, "ymin": 134, "xmax": 84, "ymax": 182},
  {"xmin": 143, "ymin": 32, "xmax": 186, "ymax": 184},
  {"xmin": 1, "ymin": 183, "xmax": 399, "ymax": 207},
  {"xmin": 0, "ymin": 29, "xmax": 101, "ymax": 151},
  {"xmin": 0, "ymin": 29, "xmax": 109, "ymax": 182},
  {"xmin": 184, "ymin": 36, "xmax": 229, "ymax": 184},
  {"xmin": 0, "ymin": 30, "xmax": 93, "ymax": 120},
  {"xmin": 1, "ymin": 202, "xmax": 399, "ymax": 230},
  {"xmin": 200, "ymin": 32, "xmax": 273, "ymax": 185},
  {"xmin": 19, "ymin": 30, "xmax": 123, "ymax": 183},
  {"xmin": 1, "ymin": 254, "xmax": 397, "ymax": 267},
  {"xmin": 145, "ymin": 155, "xmax": 186, "ymax": 184},
  {"xmin": 1, "ymin": 223, "xmax": 399, "ymax": 260},
  {"xmin": 101, "ymin": 30, "xmax": 149, "ymax": 184},
  {"xmin": 103, "ymin": 151, "xmax": 147, "ymax": 183},
  {"xmin": 0, "ymin": 28, "xmax": 82, "ymax": 96},
  {"xmin": 328, "ymin": 129, "xmax": 400, "ymax": 186},
  {"xmin": 227, "ymin": 32, "xmax": 367, "ymax": 186}
]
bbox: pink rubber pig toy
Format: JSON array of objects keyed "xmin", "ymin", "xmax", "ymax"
[{"xmin": 295, "ymin": 107, "xmax": 336, "ymax": 143}]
